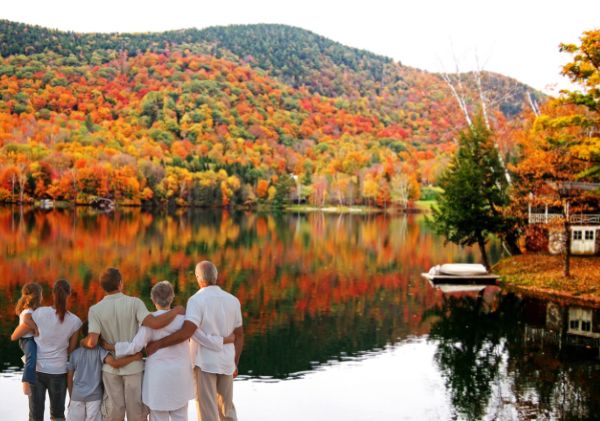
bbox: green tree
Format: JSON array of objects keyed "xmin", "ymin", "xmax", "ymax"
[
  {"xmin": 559, "ymin": 29, "xmax": 600, "ymax": 179},
  {"xmin": 272, "ymin": 174, "xmax": 293, "ymax": 210},
  {"xmin": 430, "ymin": 118, "xmax": 511, "ymax": 269}
]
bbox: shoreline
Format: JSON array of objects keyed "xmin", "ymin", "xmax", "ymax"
[
  {"xmin": 495, "ymin": 254, "xmax": 600, "ymax": 308},
  {"xmin": 0, "ymin": 201, "xmax": 433, "ymax": 214}
]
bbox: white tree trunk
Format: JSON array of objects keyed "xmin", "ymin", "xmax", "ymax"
[{"xmin": 527, "ymin": 92, "xmax": 540, "ymax": 116}]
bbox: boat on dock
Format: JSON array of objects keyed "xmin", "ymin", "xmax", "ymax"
[
  {"xmin": 422, "ymin": 263, "xmax": 500, "ymax": 285},
  {"xmin": 90, "ymin": 197, "xmax": 115, "ymax": 212}
]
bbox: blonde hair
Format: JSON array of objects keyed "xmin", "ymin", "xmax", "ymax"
[{"xmin": 15, "ymin": 282, "xmax": 43, "ymax": 316}]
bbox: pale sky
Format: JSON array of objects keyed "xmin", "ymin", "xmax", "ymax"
[{"xmin": 3, "ymin": 0, "xmax": 599, "ymax": 94}]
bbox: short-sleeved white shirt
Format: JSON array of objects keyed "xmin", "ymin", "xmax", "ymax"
[
  {"xmin": 19, "ymin": 309, "xmax": 34, "ymax": 338},
  {"xmin": 185, "ymin": 286, "xmax": 243, "ymax": 375},
  {"xmin": 33, "ymin": 307, "xmax": 82, "ymax": 374}
]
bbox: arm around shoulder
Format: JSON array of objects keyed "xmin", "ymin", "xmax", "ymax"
[{"xmin": 141, "ymin": 304, "xmax": 185, "ymax": 329}]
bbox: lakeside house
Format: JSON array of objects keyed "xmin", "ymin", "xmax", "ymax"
[
  {"xmin": 527, "ymin": 182, "xmax": 600, "ymax": 255},
  {"xmin": 37, "ymin": 193, "xmax": 55, "ymax": 210},
  {"xmin": 522, "ymin": 297, "xmax": 600, "ymax": 358}
]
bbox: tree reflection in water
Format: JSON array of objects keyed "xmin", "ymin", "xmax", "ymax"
[
  {"xmin": 428, "ymin": 291, "xmax": 600, "ymax": 420},
  {"xmin": 0, "ymin": 207, "xmax": 469, "ymax": 375},
  {"xmin": 0, "ymin": 207, "xmax": 598, "ymax": 419}
]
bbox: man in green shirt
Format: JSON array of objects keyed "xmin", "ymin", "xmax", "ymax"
[{"xmin": 82, "ymin": 268, "xmax": 183, "ymax": 421}]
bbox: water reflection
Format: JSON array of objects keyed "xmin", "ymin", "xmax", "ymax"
[
  {"xmin": 0, "ymin": 207, "xmax": 477, "ymax": 376},
  {"xmin": 0, "ymin": 207, "xmax": 597, "ymax": 420},
  {"xmin": 428, "ymin": 289, "xmax": 600, "ymax": 420}
]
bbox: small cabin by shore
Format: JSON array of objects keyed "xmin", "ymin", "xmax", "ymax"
[
  {"xmin": 36, "ymin": 193, "xmax": 55, "ymax": 210},
  {"xmin": 571, "ymin": 226, "xmax": 600, "ymax": 255},
  {"xmin": 527, "ymin": 182, "xmax": 600, "ymax": 255}
]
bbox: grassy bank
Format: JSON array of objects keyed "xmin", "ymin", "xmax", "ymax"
[
  {"xmin": 495, "ymin": 254, "xmax": 600, "ymax": 305},
  {"xmin": 284, "ymin": 203, "xmax": 434, "ymax": 214},
  {"xmin": 284, "ymin": 204, "xmax": 381, "ymax": 214},
  {"xmin": 415, "ymin": 200, "xmax": 437, "ymax": 212}
]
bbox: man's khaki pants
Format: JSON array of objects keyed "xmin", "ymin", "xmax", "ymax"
[
  {"xmin": 101, "ymin": 372, "xmax": 147, "ymax": 421},
  {"xmin": 194, "ymin": 367, "xmax": 237, "ymax": 421}
]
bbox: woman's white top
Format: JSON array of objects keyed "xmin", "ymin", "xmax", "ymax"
[
  {"xmin": 33, "ymin": 307, "xmax": 82, "ymax": 374},
  {"xmin": 19, "ymin": 309, "xmax": 34, "ymax": 338},
  {"xmin": 115, "ymin": 310, "xmax": 223, "ymax": 411}
]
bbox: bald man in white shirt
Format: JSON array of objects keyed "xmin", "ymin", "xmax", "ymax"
[{"xmin": 146, "ymin": 261, "xmax": 244, "ymax": 421}]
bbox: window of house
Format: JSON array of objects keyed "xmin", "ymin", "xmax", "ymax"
[
  {"xmin": 581, "ymin": 321, "xmax": 591, "ymax": 332},
  {"xmin": 585, "ymin": 230, "xmax": 594, "ymax": 240},
  {"xmin": 570, "ymin": 320, "xmax": 579, "ymax": 330},
  {"xmin": 573, "ymin": 230, "xmax": 583, "ymax": 240}
]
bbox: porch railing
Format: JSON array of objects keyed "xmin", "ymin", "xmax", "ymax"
[{"xmin": 528, "ymin": 213, "xmax": 600, "ymax": 225}]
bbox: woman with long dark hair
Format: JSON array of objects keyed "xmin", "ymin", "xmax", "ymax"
[{"xmin": 14, "ymin": 279, "xmax": 82, "ymax": 421}]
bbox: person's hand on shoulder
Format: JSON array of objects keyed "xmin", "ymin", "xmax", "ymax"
[{"xmin": 173, "ymin": 305, "xmax": 185, "ymax": 315}]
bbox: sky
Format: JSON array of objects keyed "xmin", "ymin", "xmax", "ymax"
[{"xmin": 2, "ymin": 0, "xmax": 599, "ymax": 94}]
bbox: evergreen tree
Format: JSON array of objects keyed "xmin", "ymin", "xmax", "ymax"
[
  {"xmin": 272, "ymin": 174, "xmax": 293, "ymax": 211},
  {"xmin": 430, "ymin": 118, "xmax": 511, "ymax": 269}
]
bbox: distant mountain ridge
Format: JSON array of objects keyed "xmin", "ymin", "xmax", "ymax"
[
  {"xmin": 0, "ymin": 20, "xmax": 392, "ymax": 96},
  {"xmin": 0, "ymin": 19, "xmax": 540, "ymax": 111}
]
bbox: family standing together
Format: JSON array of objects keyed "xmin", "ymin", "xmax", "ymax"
[{"xmin": 11, "ymin": 261, "xmax": 244, "ymax": 421}]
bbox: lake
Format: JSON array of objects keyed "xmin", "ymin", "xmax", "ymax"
[{"xmin": 0, "ymin": 207, "xmax": 598, "ymax": 420}]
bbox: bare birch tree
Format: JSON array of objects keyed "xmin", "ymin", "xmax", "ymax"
[{"xmin": 391, "ymin": 173, "xmax": 410, "ymax": 210}]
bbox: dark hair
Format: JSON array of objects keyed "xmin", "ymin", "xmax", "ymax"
[
  {"xmin": 100, "ymin": 268, "xmax": 122, "ymax": 292},
  {"xmin": 15, "ymin": 282, "xmax": 43, "ymax": 315},
  {"xmin": 53, "ymin": 279, "xmax": 71, "ymax": 323}
]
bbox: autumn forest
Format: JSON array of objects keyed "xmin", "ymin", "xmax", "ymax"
[{"xmin": 0, "ymin": 20, "xmax": 542, "ymax": 208}]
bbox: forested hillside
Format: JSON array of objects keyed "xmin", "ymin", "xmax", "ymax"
[
  {"xmin": 0, "ymin": 20, "xmax": 542, "ymax": 207},
  {"xmin": 0, "ymin": 20, "xmax": 392, "ymax": 97}
]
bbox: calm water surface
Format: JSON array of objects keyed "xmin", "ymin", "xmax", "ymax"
[{"xmin": 0, "ymin": 208, "xmax": 598, "ymax": 420}]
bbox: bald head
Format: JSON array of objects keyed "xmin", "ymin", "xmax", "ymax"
[{"xmin": 195, "ymin": 261, "xmax": 218, "ymax": 286}]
